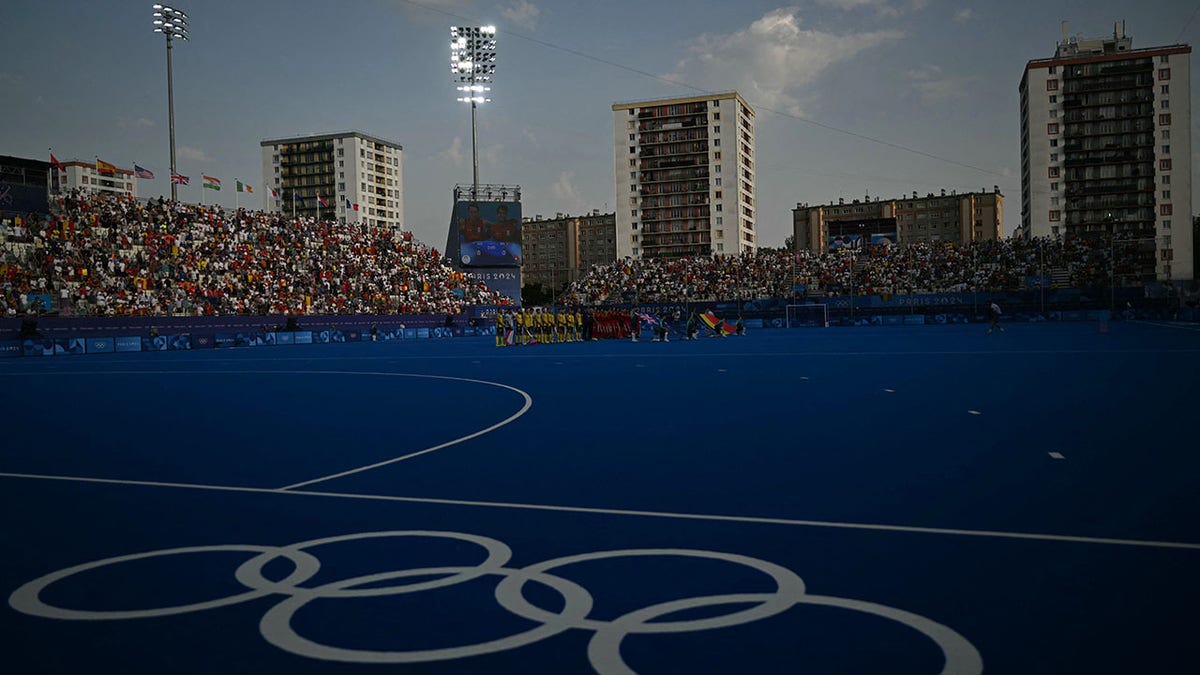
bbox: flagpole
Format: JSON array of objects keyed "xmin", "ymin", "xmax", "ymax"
[{"xmin": 235, "ymin": 182, "xmax": 239, "ymax": 211}]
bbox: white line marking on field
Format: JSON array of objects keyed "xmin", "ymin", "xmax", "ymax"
[
  {"xmin": 1132, "ymin": 320, "xmax": 1200, "ymax": 333},
  {"xmin": 968, "ymin": 410, "xmax": 981, "ymax": 415},
  {"xmin": 0, "ymin": 370, "xmax": 532, "ymax": 491},
  {"xmin": 1048, "ymin": 452, "xmax": 1065, "ymax": 460},
  {"xmin": 1, "ymin": 471, "xmax": 1198, "ymax": 551},
  {"xmin": 884, "ymin": 388, "xmax": 895, "ymax": 393},
  {"xmin": 718, "ymin": 369, "xmax": 727, "ymax": 372},
  {"xmin": 800, "ymin": 376, "xmax": 809, "ymax": 380}
]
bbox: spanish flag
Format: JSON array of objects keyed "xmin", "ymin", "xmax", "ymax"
[{"xmin": 96, "ymin": 158, "xmax": 117, "ymax": 175}]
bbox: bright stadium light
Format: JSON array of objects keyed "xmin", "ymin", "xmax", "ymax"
[
  {"xmin": 450, "ymin": 25, "xmax": 498, "ymax": 197},
  {"xmin": 152, "ymin": 3, "xmax": 189, "ymax": 201}
]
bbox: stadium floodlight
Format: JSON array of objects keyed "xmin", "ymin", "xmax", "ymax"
[
  {"xmin": 450, "ymin": 26, "xmax": 498, "ymax": 196},
  {"xmin": 152, "ymin": 3, "xmax": 189, "ymax": 201}
]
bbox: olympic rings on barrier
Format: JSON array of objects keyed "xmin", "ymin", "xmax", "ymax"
[{"xmin": 8, "ymin": 530, "xmax": 983, "ymax": 674}]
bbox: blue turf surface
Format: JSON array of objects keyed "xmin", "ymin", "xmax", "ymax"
[{"xmin": 1, "ymin": 321, "xmax": 1198, "ymax": 674}]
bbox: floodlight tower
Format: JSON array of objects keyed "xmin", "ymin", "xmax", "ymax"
[
  {"xmin": 152, "ymin": 3, "xmax": 189, "ymax": 201},
  {"xmin": 450, "ymin": 25, "xmax": 496, "ymax": 199}
]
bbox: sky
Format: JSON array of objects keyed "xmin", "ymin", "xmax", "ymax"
[{"xmin": 2, "ymin": 0, "xmax": 1198, "ymax": 250}]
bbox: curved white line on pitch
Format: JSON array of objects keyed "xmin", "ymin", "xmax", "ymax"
[
  {"xmin": 276, "ymin": 371, "xmax": 533, "ymax": 490},
  {"xmin": 7, "ymin": 370, "xmax": 532, "ymax": 492}
]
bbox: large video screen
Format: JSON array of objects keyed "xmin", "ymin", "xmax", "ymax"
[
  {"xmin": 455, "ymin": 200, "xmax": 523, "ymax": 267},
  {"xmin": 828, "ymin": 217, "xmax": 897, "ymax": 252}
]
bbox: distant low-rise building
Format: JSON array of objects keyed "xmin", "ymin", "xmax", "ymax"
[
  {"xmin": 521, "ymin": 210, "xmax": 616, "ymax": 291},
  {"xmin": 792, "ymin": 188, "xmax": 1003, "ymax": 254}
]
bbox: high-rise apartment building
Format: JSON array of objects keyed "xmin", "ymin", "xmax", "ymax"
[
  {"xmin": 261, "ymin": 132, "xmax": 403, "ymax": 228},
  {"xmin": 520, "ymin": 210, "xmax": 616, "ymax": 291},
  {"xmin": 56, "ymin": 161, "xmax": 137, "ymax": 199},
  {"xmin": 1020, "ymin": 22, "xmax": 1192, "ymax": 280},
  {"xmin": 793, "ymin": 188, "xmax": 1003, "ymax": 253},
  {"xmin": 612, "ymin": 92, "xmax": 756, "ymax": 259}
]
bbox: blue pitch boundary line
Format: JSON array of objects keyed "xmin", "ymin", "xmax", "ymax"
[{"xmin": 3, "ymin": 471, "xmax": 1199, "ymax": 552}]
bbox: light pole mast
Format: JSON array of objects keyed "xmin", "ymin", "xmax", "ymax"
[
  {"xmin": 153, "ymin": 4, "xmax": 188, "ymax": 202},
  {"xmin": 451, "ymin": 25, "xmax": 496, "ymax": 199}
]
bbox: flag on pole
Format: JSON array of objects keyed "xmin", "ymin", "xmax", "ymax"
[
  {"xmin": 202, "ymin": 175, "xmax": 221, "ymax": 191},
  {"xmin": 293, "ymin": 191, "xmax": 302, "ymax": 201},
  {"xmin": 270, "ymin": 187, "xmax": 279, "ymax": 199},
  {"xmin": 345, "ymin": 198, "xmax": 352, "ymax": 210},
  {"xmin": 134, "ymin": 164, "xmax": 155, "ymax": 180},
  {"xmin": 49, "ymin": 153, "xmax": 65, "ymax": 172},
  {"xmin": 170, "ymin": 172, "xmax": 189, "ymax": 185},
  {"xmin": 96, "ymin": 158, "xmax": 117, "ymax": 175},
  {"xmin": 317, "ymin": 194, "xmax": 329, "ymax": 208},
  {"xmin": 236, "ymin": 181, "xmax": 253, "ymax": 193}
]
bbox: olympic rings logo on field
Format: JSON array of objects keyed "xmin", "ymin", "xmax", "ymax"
[{"xmin": 9, "ymin": 530, "xmax": 982, "ymax": 674}]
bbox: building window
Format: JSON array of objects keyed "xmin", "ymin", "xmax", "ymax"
[
  {"xmin": 629, "ymin": 146, "xmax": 635, "ymax": 154},
  {"xmin": 1161, "ymin": 99, "xmax": 1170, "ymax": 109},
  {"xmin": 1162, "ymin": 174, "xmax": 1171, "ymax": 185},
  {"xmin": 1159, "ymin": 68, "xmax": 1171, "ymax": 80},
  {"xmin": 715, "ymin": 229, "xmax": 723, "ymax": 238},
  {"xmin": 1048, "ymin": 167, "xmax": 1060, "ymax": 178},
  {"xmin": 1161, "ymin": 85, "xmax": 1170, "ymax": 95},
  {"xmin": 1160, "ymin": 159, "xmax": 1172, "ymax": 171},
  {"xmin": 1159, "ymin": 113, "xmax": 1172, "ymax": 126},
  {"xmin": 1050, "ymin": 153, "xmax": 1057, "ymax": 161},
  {"xmin": 715, "ymin": 204, "xmax": 722, "ymax": 212},
  {"xmin": 631, "ymin": 210, "xmax": 637, "ymax": 217},
  {"xmin": 628, "ymin": 159, "xmax": 636, "ymax": 167},
  {"xmin": 1162, "ymin": 220, "xmax": 1172, "ymax": 230},
  {"xmin": 1048, "ymin": 66, "xmax": 1057, "ymax": 74},
  {"xmin": 1162, "ymin": 190, "xmax": 1171, "ymax": 200},
  {"xmin": 629, "ymin": 171, "xmax": 636, "ymax": 179},
  {"xmin": 631, "ymin": 222, "xmax": 638, "ymax": 229},
  {"xmin": 1049, "ymin": 210, "xmax": 1061, "ymax": 221},
  {"xmin": 1049, "ymin": 95, "xmax": 1057, "ymax": 103},
  {"xmin": 1050, "ymin": 182, "xmax": 1058, "ymax": 191},
  {"xmin": 1161, "ymin": 145, "xmax": 1171, "ymax": 155},
  {"xmin": 714, "ymin": 151, "xmax": 721, "ymax": 160},
  {"xmin": 1162, "ymin": 129, "xmax": 1171, "ymax": 140},
  {"xmin": 628, "ymin": 133, "xmax": 635, "ymax": 141},
  {"xmin": 1050, "ymin": 138, "xmax": 1058, "ymax": 147},
  {"xmin": 1047, "ymin": 123, "xmax": 1059, "ymax": 135},
  {"xmin": 714, "ymin": 190, "xmax": 722, "ymax": 199},
  {"xmin": 715, "ymin": 217, "xmax": 722, "ymax": 225},
  {"xmin": 713, "ymin": 138, "xmax": 721, "ymax": 147},
  {"xmin": 1049, "ymin": 109, "xmax": 1058, "ymax": 118},
  {"xmin": 1046, "ymin": 79, "xmax": 1058, "ymax": 91},
  {"xmin": 1160, "ymin": 204, "xmax": 1172, "ymax": 216}
]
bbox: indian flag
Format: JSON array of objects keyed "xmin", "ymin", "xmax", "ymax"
[
  {"xmin": 202, "ymin": 175, "xmax": 221, "ymax": 191},
  {"xmin": 236, "ymin": 181, "xmax": 252, "ymax": 194}
]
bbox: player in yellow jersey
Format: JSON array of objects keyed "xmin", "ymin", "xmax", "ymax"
[
  {"xmin": 522, "ymin": 309, "xmax": 534, "ymax": 345},
  {"xmin": 556, "ymin": 308, "xmax": 567, "ymax": 343},
  {"xmin": 574, "ymin": 308, "xmax": 583, "ymax": 341},
  {"xmin": 495, "ymin": 310, "xmax": 505, "ymax": 347}
]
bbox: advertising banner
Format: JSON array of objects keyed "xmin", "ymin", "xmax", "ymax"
[
  {"xmin": 54, "ymin": 338, "xmax": 86, "ymax": 355},
  {"xmin": 115, "ymin": 336, "xmax": 142, "ymax": 352},
  {"xmin": 192, "ymin": 334, "xmax": 216, "ymax": 349},
  {"xmin": 214, "ymin": 334, "xmax": 236, "ymax": 348},
  {"xmin": 0, "ymin": 340, "xmax": 21, "ymax": 358},
  {"xmin": 276, "ymin": 332, "xmax": 295, "ymax": 345}
]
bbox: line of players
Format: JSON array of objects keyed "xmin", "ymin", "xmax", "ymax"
[{"xmin": 494, "ymin": 307, "xmax": 584, "ymax": 346}]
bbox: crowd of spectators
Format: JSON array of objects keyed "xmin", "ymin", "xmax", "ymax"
[
  {"xmin": 560, "ymin": 237, "xmax": 1148, "ymax": 306},
  {"xmin": 0, "ymin": 191, "xmax": 511, "ymax": 317}
]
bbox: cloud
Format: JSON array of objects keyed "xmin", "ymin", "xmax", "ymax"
[
  {"xmin": 481, "ymin": 143, "xmax": 505, "ymax": 166},
  {"xmin": 500, "ymin": 0, "xmax": 540, "ymax": 31},
  {"xmin": 668, "ymin": 8, "xmax": 904, "ymax": 115},
  {"xmin": 907, "ymin": 65, "xmax": 972, "ymax": 105},
  {"xmin": 438, "ymin": 137, "xmax": 465, "ymax": 166},
  {"xmin": 551, "ymin": 171, "xmax": 581, "ymax": 206},
  {"xmin": 521, "ymin": 128, "xmax": 540, "ymax": 146},
  {"xmin": 177, "ymin": 146, "xmax": 212, "ymax": 162},
  {"xmin": 815, "ymin": 0, "xmax": 929, "ymax": 17},
  {"xmin": 953, "ymin": 8, "xmax": 974, "ymax": 23},
  {"xmin": 118, "ymin": 117, "xmax": 155, "ymax": 130}
]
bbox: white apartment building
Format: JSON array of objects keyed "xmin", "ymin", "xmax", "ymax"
[
  {"xmin": 1020, "ymin": 22, "xmax": 1192, "ymax": 280},
  {"xmin": 56, "ymin": 161, "xmax": 137, "ymax": 199},
  {"xmin": 612, "ymin": 92, "xmax": 756, "ymax": 259},
  {"xmin": 261, "ymin": 131, "xmax": 404, "ymax": 229}
]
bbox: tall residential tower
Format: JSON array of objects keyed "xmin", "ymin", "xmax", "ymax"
[
  {"xmin": 261, "ymin": 131, "xmax": 403, "ymax": 228},
  {"xmin": 613, "ymin": 92, "xmax": 756, "ymax": 259},
  {"xmin": 1019, "ymin": 22, "xmax": 1192, "ymax": 280}
]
